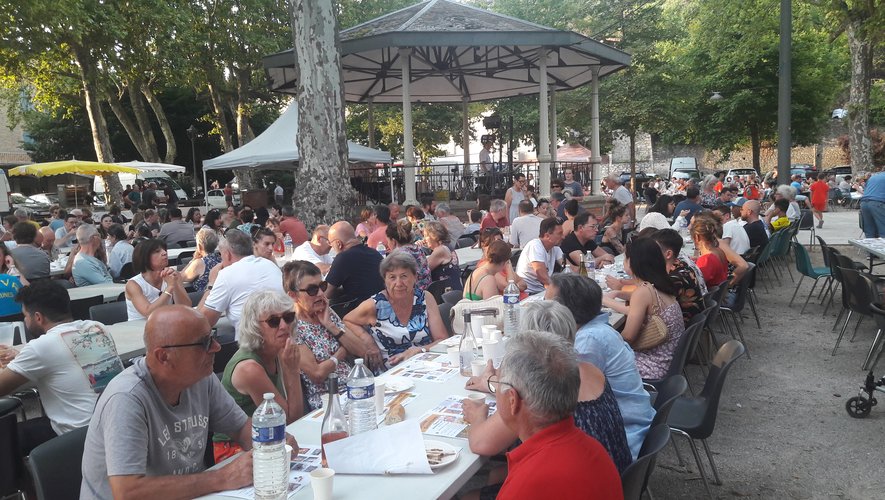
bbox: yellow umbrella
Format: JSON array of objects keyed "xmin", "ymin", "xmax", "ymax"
[
  {"xmin": 8, "ymin": 160, "xmax": 139, "ymax": 207},
  {"xmin": 8, "ymin": 160, "xmax": 139, "ymax": 177}
]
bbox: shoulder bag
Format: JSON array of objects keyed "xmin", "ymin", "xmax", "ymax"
[{"xmin": 633, "ymin": 282, "xmax": 669, "ymax": 351}]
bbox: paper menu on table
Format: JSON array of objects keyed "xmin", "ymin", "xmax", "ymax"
[
  {"xmin": 308, "ymin": 391, "xmax": 420, "ymax": 420},
  {"xmin": 324, "ymin": 420, "xmax": 432, "ymax": 475},
  {"xmin": 386, "ymin": 358, "xmax": 460, "ymax": 383},
  {"xmin": 214, "ymin": 446, "xmax": 323, "ymax": 499},
  {"xmin": 418, "ymin": 395, "xmax": 497, "ymax": 439}
]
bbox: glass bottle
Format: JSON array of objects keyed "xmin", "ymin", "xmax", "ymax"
[{"xmin": 320, "ymin": 373, "xmax": 348, "ymax": 467}]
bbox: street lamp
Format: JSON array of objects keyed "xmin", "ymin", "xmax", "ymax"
[{"xmin": 186, "ymin": 125, "xmax": 200, "ymax": 198}]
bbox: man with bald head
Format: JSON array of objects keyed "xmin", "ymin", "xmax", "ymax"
[
  {"xmin": 292, "ymin": 224, "xmax": 333, "ymax": 274},
  {"xmin": 38, "ymin": 226, "xmax": 58, "ymax": 260},
  {"xmin": 325, "ymin": 221, "xmax": 384, "ymax": 315},
  {"xmin": 740, "ymin": 200, "xmax": 769, "ymax": 250},
  {"xmin": 81, "ymin": 306, "xmax": 255, "ymax": 499}
]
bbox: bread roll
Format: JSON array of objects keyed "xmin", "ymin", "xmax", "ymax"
[{"xmin": 384, "ymin": 403, "xmax": 406, "ymax": 425}]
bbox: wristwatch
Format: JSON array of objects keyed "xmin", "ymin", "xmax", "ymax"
[
  {"xmin": 206, "ymin": 285, "xmax": 213, "ymax": 291},
  {"xmin": 332, "ymin": 328, "xmax": 345, "ymax": 340},
  {"xmin": 329, "ymin": 356, "xmax": 339, "ymax": 367}
]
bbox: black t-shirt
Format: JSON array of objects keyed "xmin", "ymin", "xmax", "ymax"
[
  {"xmin": 559, "ymin": 231, "xmax": 598, "ymax": 266},
  {"xmin": 326, "ymin": 244, "xmax": 385, "ymax": 310},
  {"xmin": 743, "ymin": 220, "xmax": 769, "ymax": 250},
  {"xmin": 142, "ymin": 189, "xmax": 157, "ymax": 207}
]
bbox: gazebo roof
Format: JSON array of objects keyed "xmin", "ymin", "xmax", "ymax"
[{"xmin": 263, "ymin": 0, "xmax": 630, "ymax": 103}]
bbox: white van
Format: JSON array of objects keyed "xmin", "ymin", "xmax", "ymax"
[
  {"xmin": 669, "ymin": 157, "xmax": 699, "ymax": 179},
  {"xmin": 0, "ymin": 169, "xmax": 10, "ymax": 214},
  {"xmin": 93, "ymin": 171, "xmax": 187, "ymax": 205}
]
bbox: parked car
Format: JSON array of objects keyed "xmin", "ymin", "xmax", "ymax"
[
  {"xmin": 725, "ymin": 168, "xmax": 758, "ymax": 183},
  {"xmin": 618, "ymin": 171, "xmax": 651, "ymax": 187},
  {"xmin": 790, "ymin": 164, "xmax": 818, "ymax": 178},
  {"xmin": 205, "ymin": 189, "xmax": 241, "ymax": 208},
  {"xmin": 823, "ymin": 165, "xmax": 852, "ymax": 178},
  {"xmin": 671, "ymin": 170, "xmax": 701, "ymax": 182},
  {"xmin": 11, "ymin": 193, "xmax": 51, "ymax": 217}
]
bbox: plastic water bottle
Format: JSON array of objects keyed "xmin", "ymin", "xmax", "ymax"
[
  {"xmin": 252, "ymin": 393, "xmax": 288, "ymax": 500},
  {"xmin": 503, "ymin": 279, "xmax": 520, "ymax": 337},
  {"xmin": 376, "ymin": 243, "xmax": 387, "ymax": 257},
  {"xmin": 283, "ymin": 234, "xmax": 293, "ymax": 257},
  {"xmin": 346, "ymin": 359, "xmax": 377, "ymax": 435}
]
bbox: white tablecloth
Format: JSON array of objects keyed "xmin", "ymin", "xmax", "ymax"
[{"xmin": 67, "ymin": 283, "xmax": 127, "ymax": 303}]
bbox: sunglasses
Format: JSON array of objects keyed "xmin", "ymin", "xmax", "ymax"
[
  {"xmin": 296, "ymin": 281, "xmax": 328, "ymax": 297},
  {"xmin": 261, "ymin": 311, "xmax": 297, "ymax": 328},
  {"xmin": 161, "ymin": 329, "xmax": 218, "ymax": 352}
]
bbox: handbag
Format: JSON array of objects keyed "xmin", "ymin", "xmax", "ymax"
[
  {"xmin": 450, "ymin": 295, "xmax": 505, "ymax": 333},
  {"xmin": 633, "ymin": 283, "xmax": 669, "ymax": 351}
]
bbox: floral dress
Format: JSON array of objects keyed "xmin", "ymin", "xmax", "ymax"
[
  {"xmin": 634, "ymin": 285, "xmax": 686, "ymax": 380},
  {"xmin": 393, "ymin": 245, "xmax": 431, "ymax": 292},
  {"xmin": 668, "ymin": 259, "xmax": 705, "ymax": 325},
  {"xmin": 193, "ymin": 253, "xmax": 222, "ymax": 292},
  {"xmin": 370, "ymin": 290, "xmax": 432, "ymax": 371},
  {"xmin": 294, "ymin": 312, "xmax": 352, "ymax": 411},
  {"xmin": 573, "ymin": 381, "xmax": 633, "ymax": 473}
]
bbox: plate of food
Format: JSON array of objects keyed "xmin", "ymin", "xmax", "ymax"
[
  {"xmin": 379, "ymin": 377, "xmax": 414, "ymax": 394},
  {"xmin": 424, "ymin": 440, "xmax": 460, "ymax": 470}
]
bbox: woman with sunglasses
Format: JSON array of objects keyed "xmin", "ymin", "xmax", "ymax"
[
  {"xmin": 214, "ymin": 291, "xmax": 303, "ymax": 462},
  {"xmin": 344, "ymin": 252, "xmax": 448, "ymax": 371},
  {"xmin": 284, "ymin": 261, "xmax": 357, "ymax": 411},
  {"xmin": 124, "ymin": 239, "xmax": 190, "ymax": 321}
]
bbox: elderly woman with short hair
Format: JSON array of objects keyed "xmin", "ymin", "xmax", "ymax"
[
  {"xmin": 385, "ymin": 219, "xmax": 431, "ymax": 292},
  {"xmin": 284, "ymin": 260, "xmax": 366, "ymax": 412},
  {"xmin": 344, "ymin": 252, "xmax": 448, "ymax": 371},
  {"xmin": 462, "ymin": 301, "xmax": 632, "ymax": 477},
  {"xmin": 181, "ymin": 228, "xmax": 222, "ymax": 292},
  {"xmin": 214, "ymin": 291, "xmax": 303, "ymax": 462}
]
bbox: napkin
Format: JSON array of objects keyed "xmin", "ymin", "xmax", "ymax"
[{"xmin": 324, "ymin": 420, "xmax": 433, "ymax": 475}]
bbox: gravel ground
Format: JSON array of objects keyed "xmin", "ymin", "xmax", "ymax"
[{"xmin": 650, "ymin": 244, "xmax": 885, "ymax": 499}]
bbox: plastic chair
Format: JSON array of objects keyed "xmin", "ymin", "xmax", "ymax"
[
  {"xmin": 441, "ymin": 290, "xmax": 462, "ymax": 305},
  {"xmin": 455, "ymin": 237, "xmax": 475, "ymax": 249},
  {"xmin": 667, "ymin": 340, "xmax": 746, "ymax": 499},
  {"xmin": 0, "ymin": 398, "xmax": 23, "ymax": 500},
  {"xmin": 89, "ymin": 301, "xmax": 128, "ymax": 325},
  {"xmin": 795, "ymin": 209, "xmax": 815, "ymax": 248},
  {"xmin": 509, "ymin": 249, "xmax": 522, "ymax": 268},
  {"xmin": 27, "ymin": 425, "xmax": 89, "ymax": 500},
  {"xmin": 720, "ymin": 263, "xmax": 756, "ymax": 358},
  {"xmin": 645, "ymin": 317, "xmax": 706, "ymax": 385},
  {"xmin": 648, "ymin": 374, "xmax": 688, "ymax": 428},
  {"xmin": 426, "ymin": 280, "xmax": 451, "ymax": 306},
  {"xmin": 188, "ymin": 289, "xmax": 205, "ymax": 307},
  {"xmin": 118, "ymin": 262, "xmax": 135, "ymax": 280},
  {"xmin": 621, "ymin": 423, "xmax": 672, "ymax": 500},
  {"xmin": 789, "ymin": 243, "xmax": 831, "ymax": 313},
  {"xmin": 70, "ymin": 295, "xmax": 105, "ymax": 321},
  {"xmin": 213, "ymin": 340, "xmax": 240, "ymax": 375},
  {"xmin": 438, "ymin": 301, "xmax": 455, "ymax": 336},
  {"xmin": 832, "ymin": 268, "xmax": 882, "ymax": 360}
]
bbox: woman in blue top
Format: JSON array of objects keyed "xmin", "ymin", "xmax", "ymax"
[
  {"xmin": 0, "ymin": 245, "xmax": 27, "ymax": 317},
  {"xmin": 344, "ymin": 251, "xmax": 448, "ymax": 372},
  {"xmin": 384, "ymin": 219, "xmax": 431, "ymax": 292}
]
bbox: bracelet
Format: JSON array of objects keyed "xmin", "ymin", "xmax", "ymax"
[
  {"xmin": 329, "ymin": 356, "xmax": 339, "ymax": 367},
  {"xmin": 163, "ymin": 290, "xmax": 172, "ymax": 298},
  {"xmin": 332, "ymin": 328, "xmax": 345, "ymax": 340}
]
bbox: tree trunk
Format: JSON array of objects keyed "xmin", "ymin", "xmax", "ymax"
[
  {"xmin": 231, "ymin": 69, "xmax": 259, "ymax": 192},
  {"xmin": 129, "ymin": 80, "xmax": 161, "ymax": 162},
  {"xmin": 141, "ymin": 86, "xmax": 178, "ymax": 164},
  {"xmin": 205, "ymin": 67, "xmax": 235, "ymax": 153},
  {"xmin": 290, "ymin": 0, "xmax": 356, "ymax": 227},
  {"xmin": 750, "ymin": 123, "xmax": 761, "ymax": 172},
  {"xmin": 846, "ymin": 19, "xmax": 873, "ymax": 173},
  {"xmin": 629, "ymin": 132, "xmax": 636, "ymax": 194},
  {"xmin": 106, "ymin": 90, "xmax": 152, "ymax": 161},
  {"xmin": 70, "ymin": 43, "xmax": 124, "ymax": 206}
]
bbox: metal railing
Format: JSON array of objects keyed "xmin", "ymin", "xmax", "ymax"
[{"xmin": 348, "ymin": 160, "xmax": 595, "ymax": 205}]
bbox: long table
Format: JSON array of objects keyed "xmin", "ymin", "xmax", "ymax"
[
  {"xmin": 198, "ymin": 354, "xmax": 486, "ymax": 500},
  {"xmin": 68, "ymin": 282, "xmax": 127, "ymax": 303},
  {"xmin": 102, "ymin": 316, "xmax": 236, "ymax": 361},
  {"xmin": 849, "ymin": 238, "xmax": 885, "ymax": 269}
]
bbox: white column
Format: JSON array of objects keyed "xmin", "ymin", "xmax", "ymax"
[
  {"xmin": 462, "ymin": 97, "xmax": 470, "ymax": 176},
  {"xmin": 537, "ymin": 48, "xmax": 551, "ymax": 198},
  {"xmin": 401, "ymin": 48, "xmax": 418, "ymax": 206},
  {"xmin": 550, "ymin": 87, "xmax": 557, "ymax": 164},
  {"xmin": 367, "ymin": 97, "xmax": 375, "ymax": 149},
  {"xmin": 590, "ymin": 65, "xmax": 602, "ymax": 195}
]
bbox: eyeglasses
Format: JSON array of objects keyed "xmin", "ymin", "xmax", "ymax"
[
  {"xmin": 161, "ymin": 329, "xmax": 218, "ymax": 352},
  {"xmin": 261, "ymin": 311, "xmax": 297, "ymax": 328},
  {"xmin": 583, "ymin": 223, "xmax": 599, "ymax": 229},
  {"xmin": 487, "ymin": 375, "xmax": 518, "ymax": 395},
  {"xmin": 296, "ymin": 281, "xmax": 328, "ymax": 297}
]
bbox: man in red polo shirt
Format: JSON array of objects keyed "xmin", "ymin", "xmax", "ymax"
[
  {"xmin": 480, "ymin": 199, "xmax": 509, "ymax": 229},
  {"xmin": 279, "ymin": 206, "xmax": 308, "ymax": 246},
  {"xmin": 495, "ymin": 331, "xmax": 622, "ymax": 500}
]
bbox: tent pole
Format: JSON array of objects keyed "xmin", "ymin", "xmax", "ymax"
[
  {"xmin": 537, "ymin": 48, "xmax": 551, "ymax": 198},
  {"xmin": 590, "ymin": 65, "xmax": 602, "ymax": 195},
  {"xmin": 368, "ymin": 97, "xmax": 375, "ymax": 149},
  {"xmin": 203, "ymin": 168, "xmax": 209, "ymax": 209},
  {"xmin": 462, "ymin": 96, "xmax": 470, "ymax": 187},
  {"xmin": 401, "ymin": 48, "xmax": 418, "ymax": 206}
]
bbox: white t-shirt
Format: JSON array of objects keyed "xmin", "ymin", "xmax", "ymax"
[
  {"xmin": 204, "ymin": 255, "xmax": 283, "ymax": 335},
  {"xmin": 292, "ymin": 241, "xmax": 333, "ymax": 267},
  {"xmin": 516, "ymin": 238, "xmax": 563, "ymax": 294},
  {"xmin": 7, "ymin": 320, "xmax": 123, "ymax": 435},
  {"xmin": 612, "ymin": 185, "xmax": 634, "ymax": 206},
  {"xmin": 509, "ymin": 214, "xmax": 543, "ymax": 249},
  {"xmin": 722, "ymin": 219, "xmax": 751, "ymax": 255}
]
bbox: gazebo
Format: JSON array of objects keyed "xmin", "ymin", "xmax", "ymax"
[{"xmin": 263, "ymin": 0, "xmax": 630, "ymax": 203}]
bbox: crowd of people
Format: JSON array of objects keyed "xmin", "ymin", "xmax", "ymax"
[{"xmin": 0, "ymin": 164, "xmax": 881, "ymax": 498}]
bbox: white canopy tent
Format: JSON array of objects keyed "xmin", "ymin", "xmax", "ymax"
[{"xmin": 202, "ymin": 104, "xmax": 391, "ymax": 172}]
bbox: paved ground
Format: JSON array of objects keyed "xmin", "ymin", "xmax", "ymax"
[{"xmin": 651, "ymin": 208, "xmax": 884, "ymax": 499}]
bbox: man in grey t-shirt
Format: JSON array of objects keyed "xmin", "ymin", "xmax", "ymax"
[{"xmin": 80, "ymin": 306, "xmax": 254, "ymax": 500}]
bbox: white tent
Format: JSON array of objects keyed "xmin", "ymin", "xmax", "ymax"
[{"xmin": 202, "ymin": 105, "xmax": 391, "ymax": 172}]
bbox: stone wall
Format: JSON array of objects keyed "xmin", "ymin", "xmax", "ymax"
[{"xmin": 0, "ymin": 111, "xmax": 30, "ymax": 167}]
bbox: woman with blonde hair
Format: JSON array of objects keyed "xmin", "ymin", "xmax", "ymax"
[
  {"xmin": 423, "ymin": 221, "xmax": 461, "ymax": 291},
  {"xmin": 690, "ymin": 212, "xmax": 729, "ymax": 288}
]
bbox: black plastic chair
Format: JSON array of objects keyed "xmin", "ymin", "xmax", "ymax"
[
  {"xmin": 621, "ymin": 423, "xmax": 672, "ymax": 500},
  {"xmin": 27, "ymin": 425, "xmax": 89, "ymax": 500},
  {"xmin": 455, "ymin": 237, "xmax": 475, "ymax": 249},
  {"xmin": 648, "ymin": 374, "xmax": 688, "ymax": 428},
  {"xmin": 118, "ymin": 262, "xmax": 135, "ymax": 280},
  {"xmin": 0, "ymin": 398, "xmax": 23, "ymax": 500},
  {"xmin": 441, "ymin": 290, "xmax": 462, "ymax": 305},
  {"xmin": 188, "ymin": 289, "xmax": 205, "ymax": 307},
  {"xmin": 795, "ymin": 209, "xmax": 815, "ymax": 248},
  {"xmin": 89, "ymin": 301, "xmax": 128, "ymax": 325},
  {"xmin": 426, "ymin": 280, "xmax": 451, "ymax": 306},
  {"xmin": 667, "ymin": 340, "xmax": 746, "ymax": 499},
  {"xmin": 720, "ymin": 263, "xmax": 756, "ymax": 358},
  {"xmin": 213, "ymin": 340, "xmax": 240, "ymax": 375},
  {"xmin": 509, "ymin": 249, "xmax": 522, "ymax": 268},
  {"xmin": 438, "ymin": 301, "xmax": 455, "ymax": 336},
  {"xmin": 832, "ymin": 268, "xmax": 881, "ymax": 361},
  {"xmin": 70, "ymin": 295, "xmax": 105, "ymax": 321}
]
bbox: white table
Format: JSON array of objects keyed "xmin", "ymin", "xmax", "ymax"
[
  {"xmin": 454, "ymin": 246, "xmax": 484, "ymax": 268},
  {"xmin": 849, "ymin": 238, "xmax": 885, "ymax": 269},
  {"xmin": 168, "ymin": 247, "xmax": 197, "ymax": 260},
  {"xmin": 197, "ymin": 356, "xmax": 486, "ymax": 500},
  {"xmin": 68, "ymin": 283, "xmax": 127, "ymax": 303},
  {"xmin": 103, "ymin": 316, "xmax": 236, "ymax": 361}
]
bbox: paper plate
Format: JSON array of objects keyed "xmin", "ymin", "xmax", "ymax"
[
  {"xmin": 380, "ymin": 377, "xmax": 414, "ymax": 394},
  {"xmin": 424, "ymin": 440, "xmax": 459, "ymax": 470}
]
